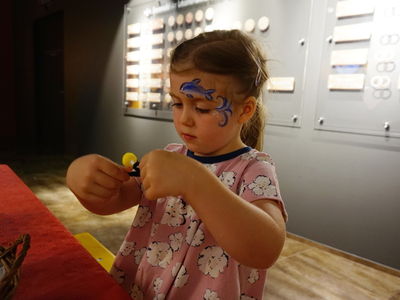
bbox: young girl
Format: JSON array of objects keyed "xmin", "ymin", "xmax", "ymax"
[{"xmin": 66, "ymin": 30, "xmax": 287, "ymax": 300}]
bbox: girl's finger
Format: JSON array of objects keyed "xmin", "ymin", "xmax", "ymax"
[
  {"xmin": 82, "ymin": 192, "xmax": 112, "ymax": 204},
  {"xmin": 144, "ymin": 186, "xmax": 157, "ymax": 201},
  {"xmin": 138, "ymin": 163, "xmax": 147, "ymax": 180},
  {"xmin": 88, "ymin": 182, "xmax": 118, "ymax": 199},
  {"xmin": 140, "ymin": 176, "xmax": 149, "ymax": 193},
  {"xmin": 138, "ymin": 156, "xmax": 146, "ymax": 171},
  {"xmin": 97, "ymin": 158, "xmax": 130, "ymax": 182},
  {"xmin": 93, "ymin": 170, "xmax": 125, "ymax": 190}
]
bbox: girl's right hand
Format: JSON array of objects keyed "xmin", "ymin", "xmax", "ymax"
[{"xmin": 66, "ymin": 154, "xmax": 130, "ymax": 203}]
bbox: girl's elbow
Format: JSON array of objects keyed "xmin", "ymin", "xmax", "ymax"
[
  {"xmin": 242, "ymin": 243, "xmax": 285, "ymax": 269},
  {"xmin": 255, "ymin": 235, "xmax": 286, "ymax": 269},
  {"xmin": 254, "ymin": 251, "xmax": 282, "ymax": 269},
  {"xmin": 242, "ymin": 255, "xmax": 277, "ymax": 269}
]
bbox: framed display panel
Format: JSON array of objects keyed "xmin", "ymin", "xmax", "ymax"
[
  {"xmin": 123, "ymin": 0, "xmax": 311, "ymax": 126},
  {"xmin": 315, "ymin": 0, "xmax": 400, "ymax": 138},
  {"xmin": 260, "ymin": 0, "xmax": 312, "ymax": 128}
]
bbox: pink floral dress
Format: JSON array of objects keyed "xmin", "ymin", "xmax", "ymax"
[{"xmin": 110, "ymin": 144, "xmax": 287, "ymax": 300}]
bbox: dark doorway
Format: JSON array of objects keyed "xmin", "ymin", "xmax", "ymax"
[{"xmin": 34, "ymin": 11, "xmax": 64, "ymax": 154}]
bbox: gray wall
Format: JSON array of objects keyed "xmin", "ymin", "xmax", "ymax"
[
  {"xmin": 64, "ymin": 0, "xmax": 400, "ymax": 269},
  {"xmin": 265, "ymin": 0, "xmax": 400, "ymax": 270}
]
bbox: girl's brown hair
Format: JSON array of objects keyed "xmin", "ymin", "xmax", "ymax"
[{"xmin": 169, "ymin": 30, "xmax": 269, "ymax": 151}]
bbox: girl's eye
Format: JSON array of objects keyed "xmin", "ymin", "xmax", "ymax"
[
  {"xmin": 195, "ymin": 107, "xmax": 211, "ymax": 114},
  {"xmin": 171, "ymin": 102, "xmax": 183, "ymax": 109},
  {"xmin": 171, "ymin": 102, "xmax": 211, "ymax": 113}
]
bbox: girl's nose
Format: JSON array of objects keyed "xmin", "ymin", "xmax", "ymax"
[{"xmin": 180, "ymin": 106, "xmax": 194, "ymax": 126}]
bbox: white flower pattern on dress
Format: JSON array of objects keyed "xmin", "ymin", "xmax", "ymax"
[
  {"xmin": 119, "ymin": 241, "xmax": 135, "ymax": 256},
  {"xmin": 173, "ymin": 265, "xmax": 189, "ymax": 288},
  {"xmin": 248, "ymin": 269, "xmax": 259, "ymax": 284},
  {"xmin": 241, "ymin": 150, "xmax": 273, "ymax": 165},
  {"xmin": 186, "ymin": 220, "xmax": 198, "ymax": 243},
  {"xmin": 240, "ymin": 152, "xmax": 255, "ymax": 161},
  {"xmin": 186, "ymin": 220, "xmax": 204, "ymax": 246},
  {"xmin": 198, "ymin": 246, "xmax": 228, "ymax": 278},
  {"xmin": 191, "ymin": 228, "xmax": 205, "ymax": 247},
  {"xmin": 151, "ymin": 223, "xmax": 159, "ymax": 237},
  {"xmin": 248, "ymin": 175, "xmax": 277, "ymax": 197},
  {"xmin": 186, "ymin": 204, "xmax": 196, "ymax": 219},
  {"xmin": 132, "ymin": 206, "xmax": 152, "ymax": 227},
  {"xmin": 153, "ymin": 277, "xmax": 163, "ymax": 293},
  {"xmin": 130, "ymin": 284, "xmax": 143, "ymax": 300},
  {"xmin": 219, "ymin": 171, "xmax": 236, "ymax": 188},
  {"xmin": 256, "ymin": 154, "xmax": 274, "ymax": 165},
  {"xmin": 204, "ymin": 163, "xmax": 217, "ymax": 173},
  {"xmin": 204, "ymin": 289, "xmax": 220, "ymax": 300},
  {"xmin": 134, "ymin": 247, "xmax": 147, "ymax": 265},
  {"xmin": 239, "ymin": 179, "xmax": 246, "ymax": 196},
  {"xmin": 147, "ymin": 242, "xmax": 173, "ymax": 268},
  {"xmin": 169, "ymin": 232, "xmax": 184, "ymax": 252},
  {"xmin": 172, "ymin": 262, "xmax": 182, "ymax": 277},
  {"xmin": 161, "ymin": 197, "xmax": 186, "ymax": 227}
]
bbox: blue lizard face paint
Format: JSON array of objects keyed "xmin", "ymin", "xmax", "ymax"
[{"xmin": 180, "ymin": 78, "xmax": 233, "ymax": 127}]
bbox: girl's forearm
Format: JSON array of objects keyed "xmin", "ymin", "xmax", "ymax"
[{"xmin": 185, "ymin": 166, "xmax": 285, "ymax": 269}]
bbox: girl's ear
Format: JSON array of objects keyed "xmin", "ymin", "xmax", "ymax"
[{"xmin": 238, "ymin": 96, "xmax": 257, "ymax": 124}]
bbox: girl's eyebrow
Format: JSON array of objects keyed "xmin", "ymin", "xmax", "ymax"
[
  {"xmin": 169, "ymin": 92, "xmax": 181, "ymax": 99},
  {"xmin": 169, "ymin": 92, "xmax": 210, "ymax": 103}
]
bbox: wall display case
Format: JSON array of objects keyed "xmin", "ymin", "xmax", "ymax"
[
  {"xmin": 123, "ymin": 0, "xmax": 399, "ymax": 138},
  {"xmin": 315, "ymin": 0, "xmax": 400, "ymax": 138},
  {"xmin": 123, "ymin": 0, "xmax": 311, "ymax": 127},
  {"xmin": 257, "ymin": 0, "xmax": 312, "ymax": 127}
]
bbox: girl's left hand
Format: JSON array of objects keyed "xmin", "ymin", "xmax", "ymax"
[{"xmin": 139, "ymin": 150, "xmax": 204, "ymax": 200}]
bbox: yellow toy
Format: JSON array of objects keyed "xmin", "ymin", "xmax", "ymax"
[
  {"xmin": 74, "ymin": 232, "xmax": 115, "ymax": 272},
  {"xmin": 122, "ymin": 152, "xmax": 141, "ymax": 177}
]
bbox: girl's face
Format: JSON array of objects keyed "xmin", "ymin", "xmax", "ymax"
[{"xmin": 169, "ymin": 70, "xmax": 246, "ymax": 156}]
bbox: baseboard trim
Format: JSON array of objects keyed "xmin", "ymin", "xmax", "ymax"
[{"xmin": 287, "ymin": 232, "xmax": 400, "ymax": 278}]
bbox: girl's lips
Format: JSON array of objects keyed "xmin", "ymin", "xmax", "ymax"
[{"xmin": 182, "ymin": 133, "xmax": 196, "ymax": 141}]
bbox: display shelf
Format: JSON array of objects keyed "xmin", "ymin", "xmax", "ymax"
[{"xmin": 315, "ymin": 0, "xmax": 400, "ymax": 138}]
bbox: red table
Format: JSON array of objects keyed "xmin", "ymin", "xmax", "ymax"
[{"xmin": 0, "ymin": 165, "xmax": 131, "ymax": 299}]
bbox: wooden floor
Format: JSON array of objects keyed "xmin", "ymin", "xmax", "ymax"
[
  {"xmin": 265, "ymin": 234, "xmax": 400, "ymax": 299},
  {"xmin": 4, "ymin": 155, "xmax": 400, "ymax": 299}
]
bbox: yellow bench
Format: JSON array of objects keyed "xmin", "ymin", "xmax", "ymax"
[{"xmin": 74, "ymin": 232, "xmax": 115, "ymax": 272}]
